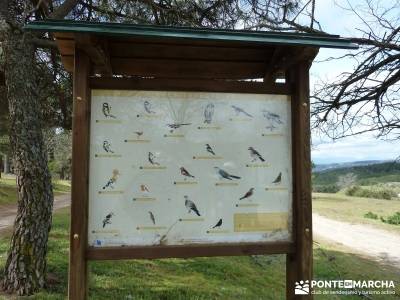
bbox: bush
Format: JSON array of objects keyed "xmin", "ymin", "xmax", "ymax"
[
  {"xmin": 364, "ymin": 212, "xmax": 378, "ymax": 220},
  {"xmin": 345, "ymin": 185, "xmax": 396, "ymax": 200},
  {"xmin": 381, "ymin": 212, "xmax": 400, "ymax": 225},
  {"xmin": 313, "ymin": 184, "xmax": 340, "ymax": 193}
]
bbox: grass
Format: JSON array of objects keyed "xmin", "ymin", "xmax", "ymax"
[
  {"xmin": 313, "ymin": 193, "xmax": 400, "ymax": 234},
  {"xmin": 0, "ymin": 174, "xmax": 70, "ymax": 206},
  {"xmin": 0, "ymin": 208, "xmax": 399, "ymax": 299}
]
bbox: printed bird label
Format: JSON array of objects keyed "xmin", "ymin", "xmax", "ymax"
[
  {"xmin": 88, "ymin": 90, "xmax": 292, "ymax": 247},
  {"xmin": 233, "ymin": 212, "xmax": 288, "ymax": 232}
]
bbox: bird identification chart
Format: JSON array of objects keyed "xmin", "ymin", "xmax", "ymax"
[{"xmin": 88, "ymin": 90, "xmax": 292, "ymax": 247}]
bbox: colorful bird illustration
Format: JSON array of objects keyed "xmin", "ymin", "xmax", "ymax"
[
  {"xmin": 212, "ymin": 218, "xmax": 222, "ymax": 228},
  {"xmin": 231, "ymin": 105, "xmax": 253, "ymax": 118},
  {"xmin": 184, "ymin": 195, "xmax": 201, "ymax": 216},
  {"xmin": 102, "ymin": 102, "xmax": 116, "ymax": 118},
  {"xmin": 263, "ymin": 110, "xmax": 283, "ymax": 131},
  {"xmin": 214, "ymin": 167, "xmax": 241, "ymax": 180},
  {"xmin": 180, "ymin": 167, "xmax": 195, "ymax": 179},
  {"xmin": 144, "ymin": 100, "xmax": 156, "ymax": 114},
  {"xmin": 204, "ymin": 103, "xmax": 215, "ymax": 124},
  {"xmin": 102, "ymin": 169, "xmax": 120, "ymax": 189},
  {"xmin": 272, "ymin": 172, "xmax": 282, "ymax": 184},
  {"xmin": 103, "ymin": 140, "xmax": 114, "ymax": 153},
  {"xmin": 148, "ymin": 152, "xmax": 160, "ymax": 165},
  {"xmin": 248, "ymin": 147, "xmax": 265, "ymax": 162},
  {"xmin": 206, "ymin": 144, "xmax": 216, "ymax": 156},
  {"xmin": 148, "ymin": 211, "xmax": 156, "ymax": 225},
  {"xmin": 134, "ymin": 131, "xmax": 143, "ymax": 138},
  {"xmin": 240, "ymin": 188, "xmax": 254, "ymax": 200},
  {"xmin": 102, "ymin": 212, "xmax": 114, "ymax": 228},
  {"xmin": 140, "ymin": 184, "xmax": 150, "ymax": 192}
]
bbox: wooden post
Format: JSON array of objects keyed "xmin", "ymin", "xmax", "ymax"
[
  {"xmin": 287, "ymin": 61, "xmax": 313, "ymax": 299},
  {"xmin": 68, "ymin": 48, "xmax": 91, "ymax": 300}
]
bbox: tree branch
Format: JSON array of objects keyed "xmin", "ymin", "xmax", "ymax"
[{"xmin": 48, "ymin": 0, "xmax": 79, "ymax": 19}]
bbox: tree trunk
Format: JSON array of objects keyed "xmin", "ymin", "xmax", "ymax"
[{"xmin": 0, "ymin": 18, "xmax": 54, "ymax": 297}]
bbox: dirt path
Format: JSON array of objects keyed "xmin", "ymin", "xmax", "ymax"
[
  {"xmin": 313, "ymin": 213, "xmax": 400, "ymax": 268},
  {"xmin": 0, "ymin": 194, "xmax": 70, "ymax": 235}
]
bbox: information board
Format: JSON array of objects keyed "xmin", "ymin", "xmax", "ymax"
[{"xmin": 88, "ymin": 90, "xmax": 292, "ymax": 247}]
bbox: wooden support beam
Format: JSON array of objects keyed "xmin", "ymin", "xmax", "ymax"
[
  {"xmin": 286, "ymin": 61, "xmax": 313, "ymax": 299},
  {"xmin": 265, "ymin": 47, "xmax": 318, "ymax": 84},
  {"xmin": 106, "ymin": 58, "xmax": 266, "ymax": 79},
  {"xmin": 68, "ymin": 49, "xmax": 90, "ymax": 300},
  {"xmin": 75, "ymin": 34, "xmax": 112, "ymax": 75},
  {"xmin": 264, "ymin": 47, "xmax": 284, "ymax": 83},
  {"xmin": 87, "ymin": 242, "xmax": 294, "ymax": 260},
  {"xmin": 89, "ymin": 77, "xmax": 291, "ymax": 95}
]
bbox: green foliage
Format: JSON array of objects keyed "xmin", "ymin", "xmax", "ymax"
[
  {"xmin": 313, "ymin": 162, "xmax": 400, "ymax": 186},
  {"xmin": 364, "ymin": 211, "xmax": 378, "ymax": 220},
  {"xmin": 381, "ymin": 212, "xmax": 400, "ymax": 225},
  {"xmin": 45, "ymin": 129, "xmax": 72, "ymax": 180},
  {"xmin": 312, "ymin": 184, "xmax": 340, "ymax": 193},
  {"xmin": 345, "ymin": 185, "xmax": 396, "ymax": 200}
]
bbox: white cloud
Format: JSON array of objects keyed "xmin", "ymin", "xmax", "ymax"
[{"xmin": 311, "ymin": 136, "xmax": 400, "ymax": 164}]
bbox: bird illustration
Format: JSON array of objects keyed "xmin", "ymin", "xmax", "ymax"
[
  {"xmin": 148, "ymin": 211, "xmax": 156, "ymax": 225},
  {"xmin": 248, "ymin": 147, "xmax": 265, "ymax": 162},
  {"xmin": 134, "ymin": 131, "xmax": 143, "ymax": 138},
  {"xmin": 140, "ymin": 184, "xmax": 150, "ymax": 192},
  {"xmin": 214, "ymin": 167, "xmax": 241, "ymax": 180},
  {"xmin": 206, "ymin": 144, "xmax": 216, "ymax": 156},
  {"xmin": 204, "ymin": 103, "xmax": 215, "ymax": 124},
  {"xmin": 144, "ymin": 100, "xmax": 156, "ymax": 114},
  {"xmin": 167, "ymin": 123, "xmax": 191, "ymax": 129},
  {"xmin": 272, "ymin": 172, "xmax": 282, "ymax": 184},
  {"xmin": 102, "ymin": 102, "xmax": 116, "ymax": 118},
  {"xmin": 231, "ymin": 105, "xmax": 253, "ymax": 118},
  {"xmin": 262, "ymin": 110, "xmax": 283, "ymax": 131},
  {"xmin": 180, "ymin": 167, "xmax": 195, "ymax": 179},
  {"xmin": 148, "ymin": 152, "xmax": 160, "ymax": 165},
  {"xmin": 212, "ymin": 218, "xmax": 222, "ymax": 229},
  {"xmin": 102, "ymin": 212, "xmax": 114, "ymax": 228},
  {"xmin": 184, "ymin": 195, "xmax": 201, "ymax": 216},
  {"xmin": 102, "ymin": 169, "xmax": 120, "ymax": 189},
  {"xmin": 240, "ymin": 188, "xmax": 254, "ymax": 200},
  {"xmin": 103, "ymin": 140, "xmax": 114, "ymax": 153}
]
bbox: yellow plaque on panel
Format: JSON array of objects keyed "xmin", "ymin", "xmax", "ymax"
[{"xmin": 234, "ymin": 212, "xmax": 288, "ymax": 232}]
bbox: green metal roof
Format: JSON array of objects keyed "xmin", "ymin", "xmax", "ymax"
[{"xmin": 25, "ymin": 19, "xmax": 358, "ymax": 49}]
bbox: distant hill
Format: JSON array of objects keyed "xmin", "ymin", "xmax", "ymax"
[
  {"xmin": 313, "ymin": 161, "xmax": 400, "ymax": 186},
  {"xmin": 313, "ymin": 160, "xmax": 388, "ymax": 172}
]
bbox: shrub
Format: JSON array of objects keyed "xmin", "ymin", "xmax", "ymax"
[
  {"xmin": 312, "ymin": 184, "xmax": 340, "ymax": 193},
  {"xmin": 364, "ymin": 212, "xmax": 378, "ymax": 220},
  {"xmin": 345, "ymin": 185, "xmax": 396, "ymax": 200},
  {"xmin": 381, "ymin": 212, "xmax": 400, "ymax": 225}
]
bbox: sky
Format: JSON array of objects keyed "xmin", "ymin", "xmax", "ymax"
[{"xmin": 308, "ymin": 0, "xmax": 400, "ymax": 164}]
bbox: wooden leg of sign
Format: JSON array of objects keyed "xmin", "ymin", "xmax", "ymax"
[
  {"xmin": 286, "ymin": 61, "xmax": 313, "ymax": 299},
  {"xmin": 68, "ymin": 48, "xmax": 91, "ymax": 300}
]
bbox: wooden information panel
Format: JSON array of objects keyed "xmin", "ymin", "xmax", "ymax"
[{"xmin": 88, "ymin": 90, "xmax": 292, "ymax": 247}]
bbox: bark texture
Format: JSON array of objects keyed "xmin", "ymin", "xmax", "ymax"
[{"xmin": 1, "ymin": 4, "xmax": 54, "ymax": 296}]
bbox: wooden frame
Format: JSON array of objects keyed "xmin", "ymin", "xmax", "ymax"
[
  {"xmin": 69, "ymin": 48, "xmax": 91, "ymax": 300},
  {"xmin": 69, "ymin": 48, "xmax": 313, "ymax": 300}
]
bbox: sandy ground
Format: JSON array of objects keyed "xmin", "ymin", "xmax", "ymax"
[
  {"xmin": 0, "ymin": 194, "xmax": 71, "ymax": 235},
  {"xmin": 313, "ymin": 213, "xmax": 400, "ymax": 268}
]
